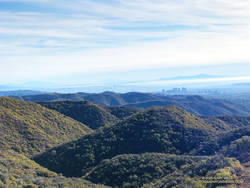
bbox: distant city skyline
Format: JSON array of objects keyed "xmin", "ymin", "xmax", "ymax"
[
  {"xmin": 0, "ymin": 0, "xmax": 250, "ymax": 85},
  {"xmin": 1, "ymin": 73, "xmax": 250, "ymax": 93}
]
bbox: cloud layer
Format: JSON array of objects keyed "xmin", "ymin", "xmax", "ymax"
[{"xmin": 0, "ymin": 0, "xmax": 250, "ymax": 83}]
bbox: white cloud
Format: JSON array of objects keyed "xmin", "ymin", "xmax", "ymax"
[
  {"xmin": 0, "ymin": 0, "xmax": 250, "ymax": 83},
  {"xmin": 128, "ymin": 76, "xmax": 250, "ymax": 86},
  {"xmin": 1, "ymin": 24, "xmax": 250, "ymax": 82},
  {"xmin": 0, "ymin": 27, "xmax": 86, "ymax": 38},
  {"xmin": 0, "ymin": 0, "xmax": 51, "ymax": 2}
]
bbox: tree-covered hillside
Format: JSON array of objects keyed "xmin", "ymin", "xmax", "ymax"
[
  {"xmin": 195, "ymin": 125, "xmax": 250, "ymax": 162},
  {"xmin": 39, "ymin": 101, "xmax": 120, "ymax": 129},
  {"xmin": 0, "ymin": 97, "xmax": 92, "ymax": 157},
  {"xmin": 84, "ymin": 153, "xmax": 243, "ymax": 188},
  {"xmin": 0, "ymin": 150, "xmax": 108, "ymax": 188},
  {"xmin": 33, "ymin": 106, "xmax": 216, "ymax": 177},
  {"xmin": 1, "ymin": 96, "xmax": 250, "ymax": 187},
  {"xmin": 39, "ymin": 100, "xmax": 250, "ymax": 132},
  {"xmin": 203, "ymin": 116, "xmax": 250, "ymax": 131}
]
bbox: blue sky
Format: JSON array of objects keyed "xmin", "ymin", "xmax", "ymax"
[{"xmin": 0, "ymin": 0, "xmax": 250, "ymax": 85}]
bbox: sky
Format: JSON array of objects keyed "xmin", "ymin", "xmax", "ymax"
[{"xmin": 1, "ymin": 0, "xmax": 250, "ymax": 86}]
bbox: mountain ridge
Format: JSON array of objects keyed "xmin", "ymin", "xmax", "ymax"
[{"xmin": 13, "ymin": 92, "xmax": 250, "ymax": 116}]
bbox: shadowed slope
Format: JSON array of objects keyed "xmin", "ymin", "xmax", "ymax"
[{"xmin": 39, "ymin": 101, "xmax": 120, "ymax": 129}]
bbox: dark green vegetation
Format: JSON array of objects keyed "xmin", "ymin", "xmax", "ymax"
[
  {"xmin": 33, "ymin": 106, "xmax": 217, "ymax": 177},
  {"xmin": 39, "ymin": 101, "xmax": 118, "ymax": 129},
  {"xmin": 84, "ymin": 153, "xmax": 243, "ymax": 188},
  {"xmin": 14, "ymin": 92, "xmax": 250, "ymax": 116},
  {"xmin": 0, "ymin": 150, "xmax": 108, "ymax": 188},
  {"xmin": 33, "ymin": 104, "xmax": 250, "ymax": 187},
  {"xmin": 187, "ymin": 123, "xmax": 250, "ymax": 165},
  {"xmin": 1, "ymin": 95, "xmax": 250, "ymax": 187},
  {"xmin": 221, "ymin": 136, "xmax": 250, "ymax": 163},
  {"xmin": 101, "ymin": 105, "xmax": 140, "ymax": 120},
  {"xmin": 206, "ymin": 126, "xmax": 250, "ymax": 162},
  {"xmin": 0, "ymin": 97, "xmax": 92, "ymax": 157},
  {"xmin": 203, "ymin": 116, "xmax": 250, "ymax": 131},
  {"xmin": 40, "ymin": 100, "xmax": 250, "ymax": 131},
  {"xmin": 39, "ymin": 101, "xmax": 140, "ymax": 129}
]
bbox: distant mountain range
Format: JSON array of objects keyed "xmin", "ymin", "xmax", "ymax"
[
  {"xmin": 13, "ymin": 92, "xmax": 250, "ymax": 116},
  {"xmin": 0, "ymin": 90, "xmax": 46, "ymax": 96}
]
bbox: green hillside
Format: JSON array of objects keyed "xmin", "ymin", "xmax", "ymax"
[
  {"xmin": 0, "ymin": 150, "xmax": 108, "ymax": 188},
  {"xmin": 221, "ymin": 136, "xmax": 250, "ymax": 163},
  {"xmin": 0, "ymin": 97, "xmax": 92, "ymax": 157},
  {"xmin": 33, "ymin": 106, "xmax": 215, "ymax": 177},
  {"xmin": 84, "ymin": 153, "xmax": 243, "ymax": 188},
  {"xmin": 2, "ymin": 96, "xmax": 250, "ymax": 187},
  {"xmin": 39, "ymin": 100, "xmax": 250, "ymax": 132},
  {"xmin": 39, "ymin": 101, "xmax": 120, "ymax": 129},
  {"xmin": 101, "ymin": 106, "xmax": 140, "ymax": 120},
  {"xmin": 195, "ymin": 125, "xmax": 250, "ymax": 162},
  {"xmin": 203, "ymin": 116, "xmax": 250, "ymax": 131}
]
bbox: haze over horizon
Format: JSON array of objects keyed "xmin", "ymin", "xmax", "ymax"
[{"xmin": 1, "ymin": 0, "xmax": 250, "ymax": 86}]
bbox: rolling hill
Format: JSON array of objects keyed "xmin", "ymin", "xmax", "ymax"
[
  {"xmin": 33, "ymin": 106, "xmax": 215, "ymax": 177},
  {"xmin": 203, "ymin": 116, "xmax": 250, "ymax": 131},
  {"xmin": 14, "ymin": 92, "xmax": 89, "ymax": 102},
  {"xmin": 194, "ymin": 125, "xmax": 250, "ymax": 162},
  {"xmin": 221, "ymin": 136, "xmax": 250, "ymax": 163},
  {"xmin": 0, "ymin": 150, "xmax": 108, "ymax": 188},
  {"xmin": 0, "ymin": 97, "xmax": 92, "ymax": 157},
  {"xmin": 1, "ymin": 96, "xmax": 250, "ymax": 187},
  {"xmin": 217, "ymin": 126, "xmax": 250, "ymax": 162},
  {"xmin": 84, "ymin": 153, "xmax": 243, "ymax": 188},
  {"xmin": 32, "ymin": 105, "xmax": 250, "ymax": 187},
  {"xmin": 14, "ymin": 92, "xmax": 250, "ymax": 116},
  {"xmin": 14, "ymin": 92, "xmax": 159, "ymax": 105},
  {"xmin": 39, "ymin": 101, "xmax": 140, "ymax": 129},
  {"xmin": 39, "ymin": 101, "xmax": 119, "ymax": 129},
  {"xmin": 123, "ymin": 95, "xmax": 250, "ymax": 116},
  {"xmin": 102, "ymin": 105, "xmax": 140, "ymax": 120},
  {"xmin": 39, "ymin": 100, "xmax": 250, "ymax": 132}
]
